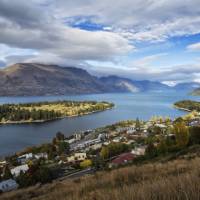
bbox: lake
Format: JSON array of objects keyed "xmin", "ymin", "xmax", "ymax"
[{"xmin": 0, "ymin": 91, "xmax": 199, "ymax": 157}]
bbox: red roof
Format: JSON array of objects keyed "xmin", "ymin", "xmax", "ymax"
[{"xmin": 111, "ymin": 152, "xmax": 134, "ymax": 165}]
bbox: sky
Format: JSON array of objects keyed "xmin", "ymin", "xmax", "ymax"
[{"xmin": 0, "ymin": 0, "xmax": 200, "ymax": 84}]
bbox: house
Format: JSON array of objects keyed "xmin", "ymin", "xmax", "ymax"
[
  {"xmin": 65, "ymin": 138, "xmax": 76, "ymax": 144},
  {"xmin": 35, "ymin": 153, "xmax": 48, "ymax": 160},
  {"xmin": 112, "ymin": 136, "xmax": 123, "ymax": 143},
  {"xmin": 0, "ymin": 179, "xmax": 18, "ymax": 193},
  {"xmin": 127, "ymin": 129, "xmax": 136, "ymax": 134},
  {"xmin": 109, "ymin": 152, "xmax": 135, "ymax": 168},
  {"xmin": 0, "ymin": 160, "xmax": 7, "ymax": 168},
  {"xmin": 131, "ymin": 146, "xmax": 146, "ymax": 156},
  {"xmin": 17, "ymin": 153, "xmax": 33, "ymax": 164},
  {"xmin": 188, "ymin": 118, "xmax": 200, "ymax": 127},
  {"xmin": 87, "ymin": 143, "xmax": 102, "ymax": 151},
  {"xmin": 67, "ymin": 153, "xmax": 87, "ymax": 163},
  {"xmin": 11, "ymin": 164, "xmax": 29, "ymax": 177}
]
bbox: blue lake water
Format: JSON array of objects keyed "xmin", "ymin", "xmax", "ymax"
[{"xmin": 0, "ymin": 91, "xmax": 199, "ymax": 157}]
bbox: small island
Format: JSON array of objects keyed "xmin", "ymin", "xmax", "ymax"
[
  {"xmin": 0, "ymin": 101, "xmax": 114, "ymax": 124},
  {"xmin": 174, "ymin": 100, "xmax": 200, "ymax": 112}
]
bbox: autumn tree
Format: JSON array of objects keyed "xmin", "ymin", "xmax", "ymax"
[
  {"xmin": 80, "ymin": 159, "xmax": 92, "ymax": 169},
  {"xmin": 173, "ymin": 122, "xmax": 189, "ymax": 148}
]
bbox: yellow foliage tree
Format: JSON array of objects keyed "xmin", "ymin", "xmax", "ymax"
[
  {"xmin": 173, "ymin": 122, "xmax": 189, "ymax": 148},
  {"xmin": 100, "ymin": 146, "xmax": 109, "ymax": 159},
  {"xmin": 80, "ymin": 159, "xmax": 92, "ymax": 169}
]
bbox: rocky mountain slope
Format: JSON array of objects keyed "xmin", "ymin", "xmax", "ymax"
[{"xmin": 0, "ymin": 63, "xmax": 195, "ymax": 96}]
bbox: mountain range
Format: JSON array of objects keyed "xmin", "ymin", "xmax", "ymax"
[{"xmin": 0, "ymin": 63, "xmax": 199, "ymax": 96}]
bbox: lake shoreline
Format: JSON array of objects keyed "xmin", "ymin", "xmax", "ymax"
[{"xmin": 173, "ymin": 105, "xmax": 192, "ymax": 112}]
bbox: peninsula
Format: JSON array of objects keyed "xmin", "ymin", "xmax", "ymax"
[{"xmin": 0, "ymin": 101, "xmax": 114, "ymax": 124}]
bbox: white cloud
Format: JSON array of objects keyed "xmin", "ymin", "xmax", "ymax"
[
  {"xmin": 0, "ymin": 0, "xmax": 133, "ymax": 65},
  {"xmin": 187, "ymin": 42, "xmax": 200, "ymax": 51}
]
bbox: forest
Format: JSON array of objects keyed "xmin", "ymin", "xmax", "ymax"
[{"xmin": 0, "ymin": 101, "xmax": 114, "ymax": 123}]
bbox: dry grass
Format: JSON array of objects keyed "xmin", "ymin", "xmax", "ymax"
[{"xmin": 1, "ymin": 156, "xmax": 200, "ymax": 200}]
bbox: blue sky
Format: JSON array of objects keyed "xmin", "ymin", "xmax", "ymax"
[{"xmin": 0, "ymin": 0, "xmax": 200, "ymax": 84}]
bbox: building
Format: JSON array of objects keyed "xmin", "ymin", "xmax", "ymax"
[
  {"xmin": 17, "ymin": 153, "xmax": 33, "ymax": 164},
  {"xmin": 67, "ymin": 153, "xmax": 87, "ymax": 163},
  {"xmin": 109, "ymin": 152, "xmax": 135, "ymax": 168},
  {"xmin": 131, "ymin": 146, "xmax": 146, "ymax": 156},
  {"xmin": 112, "ymin": 136, "xmax": 123, "ymax": 143},
  {"xmin": 11, "ymin": 164, "xmax": 29, "ymax": 177},
  {"xmin": 0, "ymin": 179, "xmax": 18, "ymax": 193},
  {"xmin": 35, "ymin": 153, "xmax": 48, "ymax": 160},
  {"xmin": 188, "ymin": 118, "xmax": 200, "ymax": 127}
]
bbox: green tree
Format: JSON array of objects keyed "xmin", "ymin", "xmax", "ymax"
[
  {"xmin": 2, "ymin": 165, "xmax": 13, "ymax": 180},
  {"xmin": 58, "ymin": 141, "xmax": 70, "ymax": 155},
  {"xmin": 135, "ymin": 118, "xmax": 141, "ymax": 131},
  {"xmin": 100, "ymin": 146, "xmax": 109, "ymax": 159},
  {"xmin": 189, "ymin": 126, "xmax": 200, "ymax": 144}
]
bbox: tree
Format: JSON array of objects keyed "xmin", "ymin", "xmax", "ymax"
[
  {"xmin": 58, "ymin": 141, "xmax": 70, "ymax": 155},
  {"xmin": 80, "ymin": 159, "xmax": 92, "ymax": 169},
  {"xmin": 157, "ymin": 139, "xmax": 168, "ymax": 155},
  {"xmin": 100, "ymin": 146, "xmax": 109, "ymax": 160},
  {"xmin": 135, "ymin": 118, "xmax": 141, "ymax": 131},
  {"xmin": 145, "ymin": 143, "xmax": 157, "ymax": 158},
  {"xmin": 189, "ymin": 126, "xmax": 200, "ymax": 144},
  {"xmin": 173, "ymin": 122, "xmax": 189, "ymax": 148},
  {"xmin": 2, "ymin": 165, "xmax": 13, "ymax": 180},
  {"xmin": 56, "ymin": 132, "xmax": 65, "ymax": 141}
]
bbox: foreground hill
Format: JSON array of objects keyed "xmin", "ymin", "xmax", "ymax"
[{"xmin": 1, "ymin": 145, "xmax": 200, "ymax": 200}]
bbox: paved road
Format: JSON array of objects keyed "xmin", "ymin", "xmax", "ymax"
[{"xmin": 58, "ymin": 168, "xmax": 96, "ymax": 181}]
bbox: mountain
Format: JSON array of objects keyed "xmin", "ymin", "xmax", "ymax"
[
  {"xmin": 100, "ymin": 76, "xmax": 171, "ymax": 92},
  {"xmin": 0, "ymin": 63, "xmax": 172, "ymax": 96},
  {"xmin": 0, "ymin": 63, "xmax": 108, "ymax": 96},
  {"xmin": 0, "ymin": 63, "xmax": 170, "ymax": 96},
  {"xmin": 192, "ymin": 88, "xmax": 200, "ymax": 95},
  {"xmin": 173, "ymin": 82, "xmax": 200, "ymax": 92},
  {"xmin": 99, "ymin": 76, "xmax": 140, "ymax": 93}
]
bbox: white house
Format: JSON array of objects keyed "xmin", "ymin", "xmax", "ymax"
[
  {"xmin": 112, "ymin": 136, "xmax": 123, "ymax": 143},
  {"xmin": 17, "ymin": 153, "xmax": 33, "ymax": 164},
  {"xmin": 131, "ymin": 146, "xmax": 146, "ymax": 156},
  {"xmin": 0, "ymin": 179, "xmax": 18, "ymax": 193},
  {"xmin": 65, "ymin": 138, "xmax": 76, "ymax": 144},
  {"xmin": 11, "ymin": 164, "xmax": 29, "ymax": 177},
  {"xmin": 67, "ymin": 153, "xmax": 87, "ymax": 162},
  {"xmin": 34, "ymin": 153, "xmax": 48, "ymax": 160}
]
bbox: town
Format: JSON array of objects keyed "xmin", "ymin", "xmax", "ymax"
[{"xmin": 0, "ymin": 110, "xmax": 200, "ymax": 193}]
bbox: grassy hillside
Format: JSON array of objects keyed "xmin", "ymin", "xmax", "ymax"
[{"xmin": 1, "ymin": 145, "xmax": 200, "ymax": 200}]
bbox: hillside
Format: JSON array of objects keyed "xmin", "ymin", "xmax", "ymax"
[
  {"xmin": 192, "ymin": 88, "xmax": 200, "ymax": 95},
  {"xmin": 0, "ymin": 63, "xmax": 109, "ymax": 96},
  {"xmin": 174, "ymin": 82, "xmax": 200, "ymax": 92},
  {"xmin": 1, "ymin": 146, "xmax": 200, "ymax": 200},
  {"xmin": 0, "ymin": 63, "xmax": 198, "ymax": 96},
  {"xmin": 99, "ymin": 76, "xmax": 171, "ymax": 92}
]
